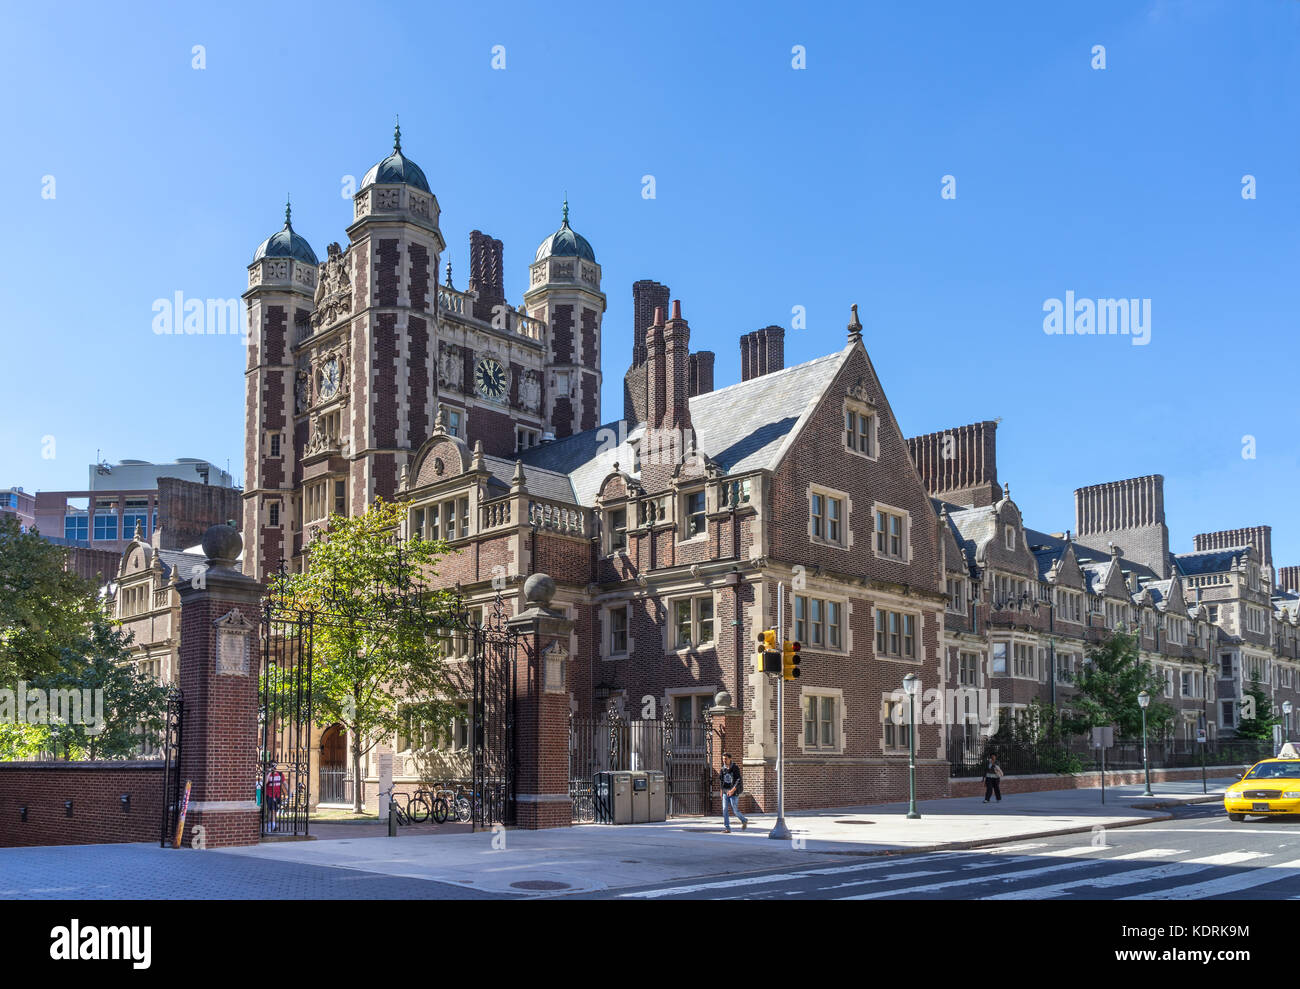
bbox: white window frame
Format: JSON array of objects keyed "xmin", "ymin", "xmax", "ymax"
[
  {"xmin": 874, "ymin": 606, "xmax": 920, "ymax": 661},
  {"xmin": 679, "ymin": 488, "xmax": 707, "ymax": 541},
  {"xmin": 808, "ymin": 484, "xmax": 850, "ymax": 550},
  {"xmin": 794, "ymin": 594, "xmax": 848, "ymax": 653},
  {"xmin": 605, "ymin": 505, "xmax": 628, "ymax": 555},
  {"xmin": 605, "ymin": 603, "xmax": 630, "ymax": 659},
  {"xmin": 1005, "ymin": 525, "xmax": 1016, "ymax": 551},
  {"xmin": 882, "ymin": 696, "xmax": 913, "ymax": 752}
]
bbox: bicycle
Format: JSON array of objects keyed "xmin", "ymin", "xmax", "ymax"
[
  {"xmin": 405, "ymin": 785, "xmax": 433, "ymax": 824},
  {"xmin": 381, "ymin": 786, "xmax": 412, "ymax": 827}
]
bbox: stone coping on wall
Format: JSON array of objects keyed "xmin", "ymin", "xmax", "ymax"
[{"xmin": 0, "ymin": 760, "xmax": 167, "ymax": 770}]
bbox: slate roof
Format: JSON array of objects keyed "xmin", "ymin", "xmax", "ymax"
[
  {"xmin": 945, "ymin": 504, "xmax": 998, "ymax": 571},
  {"xmin": 517, "ymin": 348, "xmax": 849, "ymax": 505},
  {"xmin": 480, "ymin": 454, "xmax": 576, "ymax": 503},
  {"xmin": 1173, "ymin": 547, "xmax": 1250, "ymax": 577}
]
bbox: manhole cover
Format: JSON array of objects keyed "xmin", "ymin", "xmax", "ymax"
[
  {"xmin": 834, "ymin": 820, "xmax": 875, "ymax": 825},
  {"xmin": 510, "ymin": 880, "xmax": 571, "ymax": 891}
]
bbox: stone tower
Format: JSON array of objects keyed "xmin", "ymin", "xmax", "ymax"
[
  {"xmin": 242, "ymin": 201, "xmax": 318, "ymax": 580},
  {"xmin": 336, "ymin": 123, "xmax": 446, "ymax": 514},
  {"xmin": 523, "ymin": 201, "xmax": 606, "ymax": 438}
]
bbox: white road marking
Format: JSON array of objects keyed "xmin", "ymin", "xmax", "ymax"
[
  {"xmin": 837, "ymin": 855, "xmax": 1114, "ymax": 900},
  {"xmin": 1183, "ymin": 851, "xmax": 1268, "ymax": 867},
  {"xmin": 1111, "ymin": 848, "xmax": 1187, "ymax": 861},
  {"xmin": 815, "ymin": 869, "xmax": 946, "ymax": 892},
  {"xmin": 988, "ymin": 843, "xmax": 1048, "ymax": 854},
  {"xmin": 984, "ymin": 861, "xmax": 1213, "ymax": 900},
  {"xmin": 1120, "ymin": 858, "xmax": 1300, "ymax": 900}
]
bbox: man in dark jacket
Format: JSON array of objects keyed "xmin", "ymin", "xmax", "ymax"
[
  {"xmin": 720, "ymin": 752, "xmax": 748, "ymax": 832},
  {"xmin": 983, "ymin": 753, "xmax": 1004, "ymax": 803}
]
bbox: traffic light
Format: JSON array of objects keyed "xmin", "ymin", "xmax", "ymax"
[
  {"xmin": 756, "ymin": 629, "xmax": 781, "ymax": 674},
  {"xmin": 782, "ymin": 639, "xmax": 801, "ymax": 681}
]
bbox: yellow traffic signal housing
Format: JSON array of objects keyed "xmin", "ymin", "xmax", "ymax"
[
  {"xmin": 782, "ymin": 640, "xmax": 802, "ymax": 681},
  {"xmin": 756, "ymin": 629, "xmax": 781, "ymax": 674}
]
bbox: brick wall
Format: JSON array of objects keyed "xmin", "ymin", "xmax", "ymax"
[{"xmin": 0, "ymin": 762, "xmax": 165, "ymax": 847}]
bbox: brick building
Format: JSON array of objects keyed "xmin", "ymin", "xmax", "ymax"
[{"xmin": 235, "ymin": 128, "xmax": 1300, "ymax": 812}]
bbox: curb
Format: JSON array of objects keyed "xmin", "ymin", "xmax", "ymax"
[{"xmin": 808, "ymin": 812, "xmax": 1175, "ymax": 857}]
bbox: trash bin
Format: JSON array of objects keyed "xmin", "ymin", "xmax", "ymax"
[
  {"xmin": 630, "ymin": 771, "xmax": 650, "ymax": 823},
  {"xmin": 595, "ymin": 771, "xmax": 634, "ymax": 824},
  {"xmin": 645, "ymin": 770, "xmax": 666, "ymax": 821}
]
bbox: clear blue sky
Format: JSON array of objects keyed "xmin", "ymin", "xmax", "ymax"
[{"xmin": 2, "ymin": 1, "xmax": 1297, "ymax": 563}]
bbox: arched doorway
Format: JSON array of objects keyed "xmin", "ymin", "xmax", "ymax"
[{"xmin": 319, "ymin": 724, "xmax": 347, "ymax": 805}]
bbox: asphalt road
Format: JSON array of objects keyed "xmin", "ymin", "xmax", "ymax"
[{"xmin": 574, "ymin": 806, "xmax": 1300, "ymax": 900}]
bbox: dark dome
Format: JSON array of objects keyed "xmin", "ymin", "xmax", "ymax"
[
  {"xmin": 253, "ymin": 203, "xmax": 318, "ymax": 265},
  {"xmin": 361, "ymin": 122, "xmax": 430, "ymax": 193},
  {"xmin": 534, "ymin": 200, "xmax": 595, "ymax": 262}
]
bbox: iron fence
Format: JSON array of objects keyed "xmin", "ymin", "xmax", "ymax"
[{"xmin": 951, "ymin": 735, "xmax": 1278, "ymax": 778}]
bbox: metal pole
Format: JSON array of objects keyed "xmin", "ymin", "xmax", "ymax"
[
  {"xmin": 1142, "ymin": 707, "xmax": 1153, "ymax": 796},
  {"xmin": 770, "ymin": 581, "xmax": 791, "ymax": 840},
  {"xmin": 906, "ymin": 691, "xmax": 921, "ymax": 819}
]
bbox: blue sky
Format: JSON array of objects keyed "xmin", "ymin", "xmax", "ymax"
[{"xmin": 2, "ymin": 1, "xmax": 1297, "ymax": 562}]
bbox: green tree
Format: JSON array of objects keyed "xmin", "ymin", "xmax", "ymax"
[
  {"xmin": 1063, "ymin": 626, "xmax": 1176, "ymax": 740},
  {"xmin": 0, "ymin": 611, "xmax": 169, "ymax": 760},
  {"xmin": 273, "ymin": 500, "xmax": 458, "ymax": 813},
  {"xmin": 1233, "ymin": 673, "xmax": 1281, "ymax": 740},
  {"xmin": 0, "ymin": 516, "xmax": 101, "ymax": 683}
]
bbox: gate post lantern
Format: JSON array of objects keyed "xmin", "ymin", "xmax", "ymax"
[
  {"xmin": 175, "ymin": 523, "xmax": 264, "ymax": 847},
  {"xmin": 903, "ymin": 673, "xmax": 921, "ymax": 819},
  {"xmin": 1138, "ymin": 689, "xmax": 1153, "ymax": 796}
]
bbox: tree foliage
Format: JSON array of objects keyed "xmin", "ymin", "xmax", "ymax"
[
  {"xmin": 1063, "ymin": 626, "xmax": 1177, "ymax": 740},
  {"xmin": 1234, "ymin": 673, "xmax": 1281, "ymax": 740},
  {"xmin": 0, "ymin": 516, "xmax": 102, "ymax": 683},
  {"xmin": 271, "ymin": 500, "xmax": 458, "ymax": 811}
]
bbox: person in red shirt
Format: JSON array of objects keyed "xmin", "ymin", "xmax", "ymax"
[{"xmin": 264, "ymin": 766, "xmax": 284, "ymax": 831}]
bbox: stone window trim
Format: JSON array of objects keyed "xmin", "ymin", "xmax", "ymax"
[
  {"xmin": 602, "ymin": 601, "xmax": 632, "ymax": 660},
  {"xmin": 793, "ymin": 592, "xmax": 851, "ymax": 655},
  {"xmin": 871, "ymin": 501, "xmax": 912, "ymax": 564},
  {"xmin": 873, "ymin": 603, "xmax": 924, "ymax": 663},
  {"xmin": 807, "ymin": 483, "xmax": 852, "ymax": 551},
  {"xmin": 665, "ymin": 591, "xmax": 718, "ymax": 652},
  {"xmin": 990, "ymin": 634, "xmax": 1040, "ymax": 680},
  {"xmin": 880, "ymin": 695, "xmax": 914, "ymax": 754},
  {"xmin": 843, "ymin": 397, "xmax": 879, "ymax": 461},
  {"xmin": 800, "ymin": 686, "xmax": 846, "ymax": 755},
  {"xmin": 676, "ymin": 487, "xmax": 708, "ymax": 543}
]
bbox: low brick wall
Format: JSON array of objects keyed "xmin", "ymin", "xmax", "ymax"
[
  {"xmin": 949, "ymin": 763, "xmax": 1245, "ymax": 799},
  {"xmin": 0, "ymin": 761, "xmax": 166, "ymax": 848}
]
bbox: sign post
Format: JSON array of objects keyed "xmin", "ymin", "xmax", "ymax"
[
  {"xmin": 1197, "ymin": 714, "xmax": 1207, "ymax": 794},
  {"xmin": 1091, "ymin": 726, "xmax": 1114, "ymax": 805},
  {"xmin": 769, "ymin": 582, "xmax": 791, "ymax": 841}
]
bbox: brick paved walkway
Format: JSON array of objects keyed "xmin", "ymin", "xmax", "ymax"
[{"xmin": 0, "ymin": 842, "xmax": 511, "ymax": 899}]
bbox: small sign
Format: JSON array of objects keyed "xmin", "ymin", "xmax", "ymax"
[
  {"xmin": 1196, "ymin": 728, "xmax": 1207, "ymax": 744},
  {"xmin": 1090, "ymin": 726, "xmax": 1114, "ymax": 749},
  {"xmin": 543, "ymin": 642, "xmax": 567, "ymax": 693},
  {"xmin": 214, "ymin": 609, "xmax": 254, "ymax": 676}
]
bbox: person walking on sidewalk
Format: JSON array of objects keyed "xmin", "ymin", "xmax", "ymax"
[
  {"xmin": 720, "ymin": 752, "xmax": 749, "ymax": 832},
  {"xmin": 983, "ymin": 753, "xmax": 1004, "ymax": 803}
]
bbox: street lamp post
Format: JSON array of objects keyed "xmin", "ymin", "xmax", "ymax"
[
  {"xmin": 903, "ymin": 673, "xmax": 921, "ymax": 819},
  {"xmin": 1138, "ymin": 689, "xmax": 1153, "ymax": 797}
]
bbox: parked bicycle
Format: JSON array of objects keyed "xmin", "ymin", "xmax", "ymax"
[{"xmin": 381, "ymin": 786, "xmax": 413, "ymax": 827}]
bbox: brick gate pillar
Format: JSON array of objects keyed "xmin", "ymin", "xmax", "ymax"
[
  {"xmin": 174, "ymin": 523, "xmax": 263, "ymax": 848},
  {"xmin": 709, "ymin": 690, "xmax": 743, "ymax": 814},
  {"xmin": 506, "ymin": 573, "xmax": 573, "ymax": 830}
]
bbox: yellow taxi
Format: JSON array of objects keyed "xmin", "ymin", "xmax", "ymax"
[{"xmin": 1224, "ymin": 752, "xmax": 1300, "ymax": 821}]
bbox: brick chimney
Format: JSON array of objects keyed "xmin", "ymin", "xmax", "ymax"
[
  {"xmin": 663, "ymin": 300, "xmax": 692, "ymax": 434},
  {"xmin": 632, "ymin": 280, "xmax": 669, "ymax": 365},
  {"xmin": 645, "ymin": 306, "xmax": 667, "ymax": 429},
  {"xmin": 740, "ymin": 325, "xmax": 785, "ymax": 381},
  {"xmin": 468, "ymin": 230, "xmax": 504, "ymax": 321},
  {"xmin": 689, "ymin": 351, "xmax": 715, "ymax": 397}
]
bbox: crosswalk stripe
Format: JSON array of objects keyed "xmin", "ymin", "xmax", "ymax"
[
  {"xmin": 1119, "ymin": 858, "xmax": 1300, "ymax": 900},
  {"xmin": 1184, "ymin": 851, "xmax": 1267, "ymax": 866},
  {"xmin": 989, "ymin": 843, "xmax": 1047, "ymax": 854},
  {"xmin": 1111, "ymin": 849, "xmax": 1187, "ymax": 861},
  {"xmin": 815, "ymin": 869, "xmax": 946, "ymax": 893},
  {"xmin": 983, "ymin": 861, "xmax": 1213, "ymax": 900},
  {"xmin": 618, "ymin": 853, "xmax": 962, "ymax": 899},
  {"xmin": 837, "ymin": 855, "xmax": 1113, "ymax": 900}
]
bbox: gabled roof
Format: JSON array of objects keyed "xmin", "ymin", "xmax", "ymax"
[
  {"xmin": 517, "ymin": 349, "xmax": 850, "ymax": 505},
  {"xmin": 480, "ymin": 454, "xmax": 576, "ymax": 503}
]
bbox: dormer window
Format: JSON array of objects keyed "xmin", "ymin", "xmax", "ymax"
[
  {"xmin": 608, "ymin": 507, "xmax": 627, "ymax": 552},
  {"xmin": 682, "ymin": 490, "xmax": 706, "ymax": 538}
]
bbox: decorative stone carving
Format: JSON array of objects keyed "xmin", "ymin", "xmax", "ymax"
[
  {"xmin": 519, "ymin": 369, "xmax": 541, "ymax": 414},
  {"xmin": 439, "ymin": 342, "xmax": 464, "ymax": 391},
  {"xmin": 214, "ymin": 609, "xmax": 254, "ymax": 677},
  {"xmin": 311, "ymin": 242, "xmax": 353, "ymax": 329},
  {"xmin": 377, "ymin": 188, "xmax": 400, "ymax": 211},
  {"xmin": 846, "ymin": 375, "xmax": 874, "ymax": 405},
  {"xmin": 409, "ymin": 194, "xmax": 429, "ymax": 218},
  {"xmin": 295, "ymin": 369, "xmax": 310, "ymax": 414}
]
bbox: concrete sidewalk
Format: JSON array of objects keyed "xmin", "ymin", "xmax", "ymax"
[{"xmin": 217, "ymin": 778, "xmax": 1235, "ymax": 897}]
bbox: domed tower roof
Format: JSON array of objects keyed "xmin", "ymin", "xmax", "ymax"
[
  {"xmin": 534, "ymin": 199, "xmax": 595, "ymax": 262},
  {"xmin": 252, "ymin": 201, "xmax": 318, "ymax": 265},
  {"xmin": 361, "ymin": 120, "xmax": 430, "ymax": 193}
]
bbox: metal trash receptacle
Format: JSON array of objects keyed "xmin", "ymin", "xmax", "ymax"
[
  {"xmin": 645, "ymin": 770, "xmax": 666, "ymax": 821},
  {"xmin": 595, "ymin": 771, "xmax": 633, "ymax": 824},
  {"xmin": 630, "ymin": 771, "xmax": 650, "ymax": 823}
]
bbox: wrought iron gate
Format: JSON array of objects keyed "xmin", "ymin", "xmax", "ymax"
[
  {"xmin": 158, "ymin": 688, "xmax": 184, "ymax": 847},
  {"xmin": 471, "ymin": 603, "xmax": 517, "ymax": 829},
  {"xmin": 568, "ymin": 706, "xmax": 717, "ymax": 820},
  {"xmin": 259, "ymin": 604, "xmax": 313, "ymax": 838}
]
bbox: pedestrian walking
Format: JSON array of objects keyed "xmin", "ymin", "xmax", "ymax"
[
  {"xmin": 720, "ymin": 752, "xmax": 749, "ymax": 832},
  {"xmin": 264, "ymin": 764, "xmax": 284, "ymax": 831},
  {"xmin": 983, "ymin": 753, "xmax": 1004, "ymax": 803}
]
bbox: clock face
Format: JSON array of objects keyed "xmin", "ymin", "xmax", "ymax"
[
  {"xmin": 474, "ymin": 357, "xmax": 507, "ymax": 401},
  {"xmin": 319, "ymin": 358, "xmax": 340, "ymax": 400}
]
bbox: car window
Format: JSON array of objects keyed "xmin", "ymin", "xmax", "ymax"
[{"xmin": 1244, "ymin": 761, "xmax": 1300, "ymax": 779}]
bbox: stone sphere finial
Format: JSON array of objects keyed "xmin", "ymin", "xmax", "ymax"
[
  {"xmin": 523, "ymin": 572, "xmax": 556, "ymax": 607},
  {"xmin": 202, "ymin": 523, "xmax": 242, "ymax": 567},
  {"xmin": 713, "ymin": 689, "xmax": 732, "ymax": 709}
]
